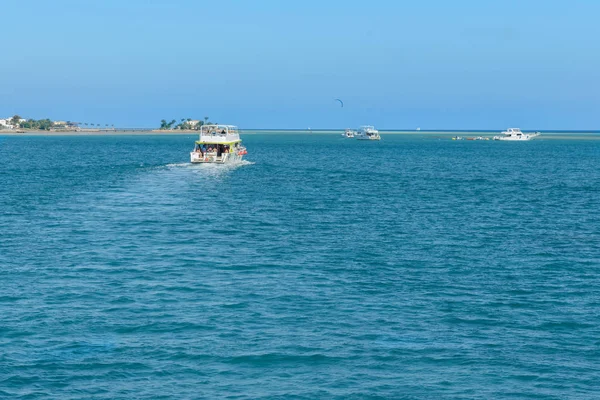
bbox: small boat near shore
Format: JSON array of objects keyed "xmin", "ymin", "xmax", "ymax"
[
  {"xmin": 356, "ymin": 125, "xmax": 381, "ymax": 140},
  {"xmin": 342, "ymin": 129, "xmax": 356, "ymax": 138},
  {"xmin": 493, "ymin": 128, "xmax": 540, "ymax": 141},
  {"xmin": 190, "ymin": 124, "xmax": 247, "ymax": 164},
  {"xmin": 466, "ymin": 136, "xmax": 488, "ymax": 141}
]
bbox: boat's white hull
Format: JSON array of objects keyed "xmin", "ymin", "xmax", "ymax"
[
  {"xmin": 357, "ymin": 135, "xmax": 380, "ymax": 140},
  {"xmin": 493, "ymin": 134, "xmax": 540, "ymax": 141},
  {"xmin": 190, "ymin": 152, "xmax": 245, "ymax": 164}
]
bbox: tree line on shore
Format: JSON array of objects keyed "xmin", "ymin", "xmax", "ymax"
[
  {"xmin": 1, "ymin": 115, "xmax": 114, "ymax": 130},
  {"xmin": 159, "ymin": 116, "xmax": 214, "ymax": 130},
  {"xmin": 2, "ymin": 113, "xmax": 218, "ymax": 131},
  {"xmin": 1, "ymin": 115, "xmax": 55, "ymax": 130},
  {"xmin": 19, "ymin": 119, "xmax": 55, "ymax": 130}
]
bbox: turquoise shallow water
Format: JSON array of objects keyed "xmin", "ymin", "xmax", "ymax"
[{"xmin": 1, "ymin": 134, "xmax": 599, "ymax": 398}]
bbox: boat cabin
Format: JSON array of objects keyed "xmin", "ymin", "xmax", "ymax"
[{"xmin": 505, "ymin": 128, "xmax": 523, "ymax": 135}]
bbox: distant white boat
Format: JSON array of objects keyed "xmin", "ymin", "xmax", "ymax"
[
  {"xmin": 493, "ymin": 128, "xmax": 540, "ymax": 141},
  {"xmin": 356, "ymin": 125, "xmax": 381, "ymax": 140},
  {"xmin": 342, "ymin": 128, "xmax": 356, "ymax": 138},
  {"xmin": 416, "ymin": 127, "xmax": 421, "ymax": 131}
]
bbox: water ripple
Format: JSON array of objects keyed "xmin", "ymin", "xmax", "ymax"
[{"xmin": 1, "ymin": 134, "xmax": 599, "ymax": 398}]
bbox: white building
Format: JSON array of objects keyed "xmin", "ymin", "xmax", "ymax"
[
  {"xmin": 0, "ymin": 116, "xmax": 26, "ymax": 128},
  {"xmin": 0, "ymin": 118, "xmax": 14, "ymax": 129}
]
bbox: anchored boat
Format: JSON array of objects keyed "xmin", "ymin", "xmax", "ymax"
[
  {"xmin": 356, "ymin": 125, "xmax": 381, "ymax": 140},
  {"xmin": 190, "ymin": 124, "xmax": 247, "ymax": 164},
  {"xmin": 493, "ymin": 128, "xmax": 540, "ymax": 141},
  {"xmin": 342, "ymin": 129, "xmax": 356, "ymax": 138}
]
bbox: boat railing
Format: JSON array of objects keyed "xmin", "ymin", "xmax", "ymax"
[{"xmin": 199, "ymin": 128, "xmax": 240, "ymax": 141}]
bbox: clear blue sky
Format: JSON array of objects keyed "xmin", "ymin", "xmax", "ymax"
[{"xmin": 1, "ymin": 0, "xmax": 599, "ymax": 129}]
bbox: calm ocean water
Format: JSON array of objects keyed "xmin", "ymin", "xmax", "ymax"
[{"xmin": 1, "ymin": 134, "xmax": 599, "ymax": 398}]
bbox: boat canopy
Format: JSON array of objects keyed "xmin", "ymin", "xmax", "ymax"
[
  {"xmin": 201, "ymin": 124, "xmax": 239, "ymax": 135},
  {"xmin": 196, "ymin": 124, "xmax": 241, "ymax": 144},
  {"xmin": 195, "ymin": 139, "xmax": 241, "ymax": 145}
]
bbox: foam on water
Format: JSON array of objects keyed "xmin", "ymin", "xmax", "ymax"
[
  {"xmin": 160, "ymin": 160, "xmax": 255, "ymax": 181},
  {"xmin": 165, "ymin": 159, "xmax": 255, "ymax": 169}
]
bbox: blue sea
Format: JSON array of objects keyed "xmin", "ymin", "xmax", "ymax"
[{"xmin": 1, "ymin": 133, "xmax": 599, "ymax": 399}]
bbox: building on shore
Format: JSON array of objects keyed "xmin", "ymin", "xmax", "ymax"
[
  {"xmin": 0, "ymin": 117, "xmax": 82, "ymax": 131},
  {"xmin": 53, "ymin": 121, "xmax": 80, "ymax": 130},
  {"xmin": 1, "ymin": 117, "xmax": 26, "ymax": 129}
]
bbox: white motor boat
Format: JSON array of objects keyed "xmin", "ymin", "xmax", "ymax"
[
  {"xmin": 342, "ymin": 129, "xmax": 356, "ymax": 138},
  {"xmin": 356, "ymin": 125, "xmax": 381, "ymax": 140},
  {"xmin": 493, "ymin": 128, "xmax": 540, "ymax": 141},
  {"xmin": 190, "ymin": 124, "xmax": 247, "ymax": 164}
]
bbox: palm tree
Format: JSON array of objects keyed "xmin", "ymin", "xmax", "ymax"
[
  {"xmin": 11, "ymin": 115, "xmax": 22, "ymax": 125},
  {"xmin": 204, "ymin": 117, "xmax": 209, "ymax": 125}
]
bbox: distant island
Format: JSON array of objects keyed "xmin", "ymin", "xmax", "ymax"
[
  {"xmin": 0, "ymin": 114, "xmax": 114, "ymax": 132},
  {"xmin": 0, "ymin": 114, "xmax": 216, "ymax": 132},
  {"xmin": 157, "ymin": 117, "xmax": 215, "ymax": 131}
]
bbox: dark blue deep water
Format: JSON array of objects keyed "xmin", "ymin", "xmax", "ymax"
[{"xmin": 1, "ymin": 134, "xmax": 599, "ymax": 399}]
